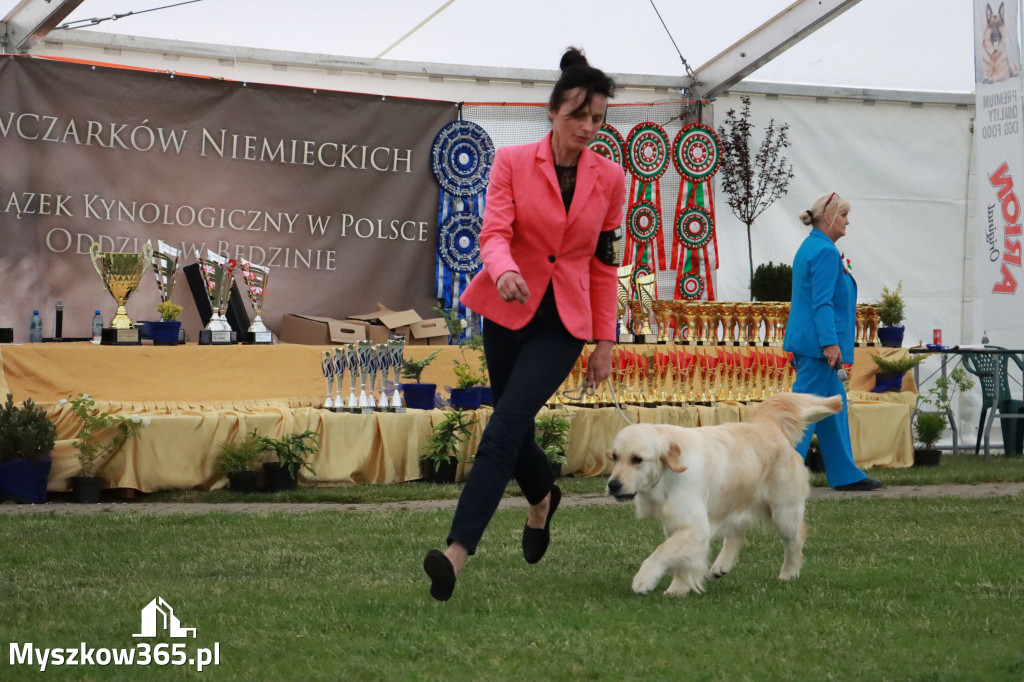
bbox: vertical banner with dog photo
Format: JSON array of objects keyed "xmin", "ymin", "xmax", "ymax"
[{"xmin": 974, "ymin": 0, "xmax": 1024, "ymax": 343}]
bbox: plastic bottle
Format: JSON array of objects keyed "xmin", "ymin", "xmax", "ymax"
[
  {"xmin": 92, "ymin": 310, "xmax": 104, "ymax": 344},
  {"xmin": 29, "ymin": 310, "xmax": 43, "ymax": 343}
]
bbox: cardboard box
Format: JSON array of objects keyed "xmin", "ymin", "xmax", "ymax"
[
  {"xmin": 409, "ymin": 318, "xmax": 450, "ymax": 345},
  {"xmin": 347, "ymin": 306, "xmax": 422, "ymax": 344},
  {"xmin": 279, "ymin": 314, "xmax": 366, "ymax": 345}
]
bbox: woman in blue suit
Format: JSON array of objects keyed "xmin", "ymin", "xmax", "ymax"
[{"xmin": 783, "ymin": 192, "xmax": 882, "ymax": 491}]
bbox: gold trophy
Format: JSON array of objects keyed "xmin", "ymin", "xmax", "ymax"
[
  {"xmin": 90, "ymin": 241, "xmax": 153, "ymax": 345},
  {"xmin": 239, "ymin": 258, "xmax": 272, "ymax": 344},
  {"xmin": 630, "ymin": 272, "xmax": 657, "ymax": 343},
  {"xmin": 197, "ymin": 251, "xmax": 237, "ymax": 344}
]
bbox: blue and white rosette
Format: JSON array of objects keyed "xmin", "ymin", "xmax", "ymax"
[{"xmin": 431, "ymin": 119, "xmax": 494, "ymax": 331}]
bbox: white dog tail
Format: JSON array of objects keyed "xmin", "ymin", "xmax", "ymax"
[{"xmin": 751, "ymin": 392, "xmax": 843, "ymax": 446}]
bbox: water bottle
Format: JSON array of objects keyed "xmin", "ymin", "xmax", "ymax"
[
  {"xmin": 29, "ymin": 310, "xmax": 43, "ymax": 343},
  {"xmin": 91, "ymin": 310, "xmax": 104, "ymax": 344}
]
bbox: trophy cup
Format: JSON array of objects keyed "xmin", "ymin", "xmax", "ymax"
[
  {"xmin": 333, "ymin": 347, "xmax": 347, "ymax": 410},
  {"xmin": 90, "ymin": 241, "xmax": 153, "ymax": 345},
  {"xmin": 388, "ymin": 336, "xmax": 406, "ymax": 413},
  {"xmin": 239, "ymin": 258, "xmax": 272, "ymax": 344},
  {"xmin": 374, "ymin": 343, "xmax": 390, "ymax": 411},
  {"xmin": 346, "ymin": 344, "xmax": 360, "ymax": 413},
  {"xmin": 197, "ymin": 251, "xmax": 236, "ymax": 345},
  {"xmin": 322, "ymin": 351, "xmax": 335, "ymax": 409},
  {"xmin": 617, "ymin": 264, "xmax": 634, "ymax": 343},
  {"xmin": 357, "ymin": 340, "xmax": 375, "ymax": 414},
  {"xmin": 630, "ymin": 272, "xmax": 656, "ymax": 343}
]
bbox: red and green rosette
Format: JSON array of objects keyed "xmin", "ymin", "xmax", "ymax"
[
  {"xmin": 670, "ymin": 123, "xmax": 721, "ymax": 302},
  {"xmin": 622, "ymin": 122, "xmax": 671, "ymax": 301}
]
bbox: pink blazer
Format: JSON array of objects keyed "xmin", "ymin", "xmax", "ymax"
[{"xmin": 461, "ymin": 132, "xmax": 626, "ymax": 341}]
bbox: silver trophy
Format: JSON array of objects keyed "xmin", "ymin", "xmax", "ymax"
[
  {"xmin": 346, "ymin": 344, "xmax": 360, "ymax": 413},
  {"xmin": 333, "ymin": 347, "xmax": 347, "ymax": 410},
  {"xmin": 388, "ymin": 336, "xmax": 406, "ymax": 413},
  {"xmin": 356, "ymin": 341, "xmax": 374, "ymax": 414},
  {"xmin": 239, "ymin": 257, "xmax": 272, "ymax": 344},
  {"xmin": 375, "ymin": 343, "xmax": 392, "ymax": 411},
  {"xmin": 198, "ymin": 250, "xmax": 235, "ymax": 342},
  {"xmin": 322, "ymin": 350, "xmax": 335, "ymax": 409}
]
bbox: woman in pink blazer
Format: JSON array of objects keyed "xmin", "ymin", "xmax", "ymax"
[{"xmin": 424, "ymin": 48, "xmax": 626, "ymax": 601}]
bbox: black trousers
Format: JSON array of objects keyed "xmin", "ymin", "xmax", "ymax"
[{"xmin": 446, "ymin": 310, "xmax": 584, "ymax": 555}]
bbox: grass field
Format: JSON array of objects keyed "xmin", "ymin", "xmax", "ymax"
[{"xmin": 2, "ymin": 490, "xmax": 1023, "ymax": 680}]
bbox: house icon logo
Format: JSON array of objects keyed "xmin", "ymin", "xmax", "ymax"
[{"xmin": 133, "ymin": 597, "xmax": 197, "ymax": 638}]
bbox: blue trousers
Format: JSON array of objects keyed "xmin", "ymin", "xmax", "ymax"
[
  {"xmin": 791, "ymin": 354, "xmax": 866, "ymax": 487},
  {"xmin": 446, "ymin": 312, "xmax": 584, "ymax": 555}
]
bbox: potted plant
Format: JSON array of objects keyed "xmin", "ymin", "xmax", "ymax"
[
  {"xmin": 421, "ymin": 410, "xmax": 477, "ymax": 483},
  {"xmin": 64, "ymin": 393, "xmax": 148, "ymax": 503},
  {"xmin": 465, "ymin": 334, "xmax": 492, "ymax": 405},
  {"xmin": 913, "ymin": 366, "xmax": 974, "ymax": 467},
  {"xmin": 0, "ymin": 394, "xmax": 57, "ymax": 503},
  {"xmin": 875, "ymin": 281, "xmax": 906, "ymax": 347},
  {"xmin": 913, "ymin": 411, "xmax": 946, "ymax": 467},
  {"xmin": 750, "ymin": 261, "xmax": 793, "ymax": 302},
  {"xmin": 535, "ymin": 412, "xmax": 572, "ymax": 478},
  {"xmin": 804, "ymin": 435, "xmax": 825, "ymax": 473},
  {"xmin": 213, "ymin": 430, "xmax": 267, "ymax": 492},
  {"xmin": 869, "ymin": 353, "xmax": 925, "ymax": 393},
  {"xmin": 149, "ymin": 301, "xmax": 183, "ymax": 346},
  {"xmin": 449, "ymin": 357, "xmax": 487, "ymax": 410},
  {"xmin": 400, "ymin": 349, "xmax": 441, "ymax": 410},
  {"xmin": 253, "ymin": 428, "xmax": 318, "ymax": 491}
]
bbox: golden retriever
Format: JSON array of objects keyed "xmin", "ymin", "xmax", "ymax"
[{"xmin": 606, "ymin": 392, "xmax": 842, "ymax": 596}]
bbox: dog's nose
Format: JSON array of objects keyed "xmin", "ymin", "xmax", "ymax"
[{"xmin": 607, "ymin": 478, "xmax": 622, "ymax": 494}]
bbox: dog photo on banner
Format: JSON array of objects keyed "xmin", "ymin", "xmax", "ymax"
[{"xmin": 431, "ymin": 118, "xmax": 495, "ymax": 339}]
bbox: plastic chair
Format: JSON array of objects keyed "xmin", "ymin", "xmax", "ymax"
[{"xmin": 961, "ymin": 347, "xmax": 1024, "ymax": 455}]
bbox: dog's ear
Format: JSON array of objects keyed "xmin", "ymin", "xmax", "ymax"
[
  {"xmin": 605, "ymin": 449, "xmax": 613, "ymax": 462},
  {"xmin": 660, "ymin": 440, "xmax": 687, "ymax": 473}
]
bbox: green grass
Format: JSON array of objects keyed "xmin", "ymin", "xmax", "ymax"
[
  {"xmin": 123, "ymin": 454, "xmax": 1024, "ymax": 505},
  {"xmin": 1, "ymin": 496, "xmax": 1022, "ymax": 681}
]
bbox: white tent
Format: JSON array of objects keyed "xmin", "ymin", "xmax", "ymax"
[{"xmin": 1, "ymin": 0, "xmax": 1013, "ymax": 449}]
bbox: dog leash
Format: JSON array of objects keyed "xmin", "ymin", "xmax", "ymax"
[{"xmin": 561, "ymin": 379, "xmax": 634, "ymax": 426}]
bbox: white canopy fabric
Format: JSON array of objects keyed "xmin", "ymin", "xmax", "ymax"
[{"xmin": 2, "ymin": 0, "xmax": 975, "ymax": 93}]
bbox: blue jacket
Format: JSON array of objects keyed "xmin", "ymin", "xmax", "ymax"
[{"xmin": 783, "ymin": 228, "xmax": 857, "ymax": 361}]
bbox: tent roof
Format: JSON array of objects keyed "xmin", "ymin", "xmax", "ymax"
[{"xmin": 1, "ymin": 0, "xmax": 976, "ymax": 94}]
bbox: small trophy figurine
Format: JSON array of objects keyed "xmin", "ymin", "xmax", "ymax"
[
  {"xmin": 388, "ymin": 336, "xmax": 406, "ymax": 413},
  {"xmin": 617, "ymin": 264, "xmax": 634, "ymax": 343},
  {"xmin": 239, "ymin": 257, "xmax": 272, "ymax": 344},
  {"xmin": 197, "ymin": 250, "xmax": 236, "ymax": 344},
  {"xmin": 322, "ymin": 351, "xmax": 335, "ymax": 409},
  {"xmin": 374, "ymin": 343, "xmax": 390, "ymax": 412}
]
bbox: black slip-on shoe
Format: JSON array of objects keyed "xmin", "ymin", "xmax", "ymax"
[
  {"xmin": 423, "ymin": 549, "xmax": 456, "ymax": 602},
  {"xmin": 833, "ymin": 477, "xmax": 884, "ymax": 492},
  {"xmin": 522, "ymin": 484, "xmax": 561, "ymax": 564}
]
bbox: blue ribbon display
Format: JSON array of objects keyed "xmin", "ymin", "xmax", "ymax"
[{"xmin": 431, "ymin": 119, "xmax": 494, "ymax": 335}]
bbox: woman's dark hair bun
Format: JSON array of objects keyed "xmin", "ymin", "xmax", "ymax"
[{"xmin": 559, "ymin": 47, "xmax": 589, "ymax": 71}]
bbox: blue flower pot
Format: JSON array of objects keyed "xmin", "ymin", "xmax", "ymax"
[
  {"xmin": 148, "ymin": 320, "xmax": 181, "ymax": 345},
  {"xmin": 0, "ymin": 457, "xmax": 52, "ymax": 503},
  {"xmin": 448, "ymin": 386, "xmax": 482, "ymax": 410},
  {"xmin": 402, "ymin": 383, "xmax": 437, "ymax": 410},
  {"xmin": 479, "ymin": 386, "xmax": 493, "ymax": 406},
  {"xmin": 877, "ymin": 325, "xmax": 904, "ymax": 348}
]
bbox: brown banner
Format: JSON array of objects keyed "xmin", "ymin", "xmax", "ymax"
[{"xmin": 0, "ymin": 57, "xmax": 457, "ymax": 340}]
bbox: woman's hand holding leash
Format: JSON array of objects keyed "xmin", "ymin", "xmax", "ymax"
[{"xmin": 586, "ymin": 340, "xmax": 615, "ymax": 388}]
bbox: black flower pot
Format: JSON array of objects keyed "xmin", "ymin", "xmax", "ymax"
[
  {"xmin": 550, "ymin": 460, "xmax": 563, "ymax": 479},
  {"xmin": 263, "ymin": 462, "xmax": 298, "ymax": 491},
  {"xmin": 71, "ymin": 476, "xmax": 104, "ymax": 503},
  {"xmin": 913, "ymin": 448, "xmax": 941, "ymax": 467},
  {"xmin": 0, "ymin": 457, "xmax": 52, "ymax": 503},
  {"xmin": 805, "ymin": 449, "xmax": 826, "ymax": 473},
  {"xmin": 227, "ymin": 471, "xmax": 260, "ymax": 492},
  {"xmin": 421, "ymin": 457, "xmax": 458, "ymax": 484}
]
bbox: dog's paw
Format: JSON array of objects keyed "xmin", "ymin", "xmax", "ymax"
[
  {"xmin": 631, "ymin": 567, "xmax": 662, "ymax": 594},
  {"xmin": 778, "ymin": 568, "xmax": 801, "ymax": 581},
  {"xmin": 711, "ymin": 569, "xmax": 729, "ymax": 580},
  {"xmin": 664, "ymin": 579, "xmax": 691, "ymax": 597}
]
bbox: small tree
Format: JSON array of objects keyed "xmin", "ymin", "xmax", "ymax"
[{"xmin": 717, "ymin": 97, "xmax": 795, "ymax": 297}]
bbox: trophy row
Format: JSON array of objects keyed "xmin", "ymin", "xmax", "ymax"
[
  {"xmin": 617, "ymin": 276, "xmax": 884, "ymax": 348},
  {"xmin": 322, "ymin": 338, "xmax": 406, "ymax": 413},
  {"xmin": 89, "ymin": 240, "xmax": 271, "ymax": 345},
  {"xmin": 551, "ymin": 347, "xmax": 826, "ymax": 407}
]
